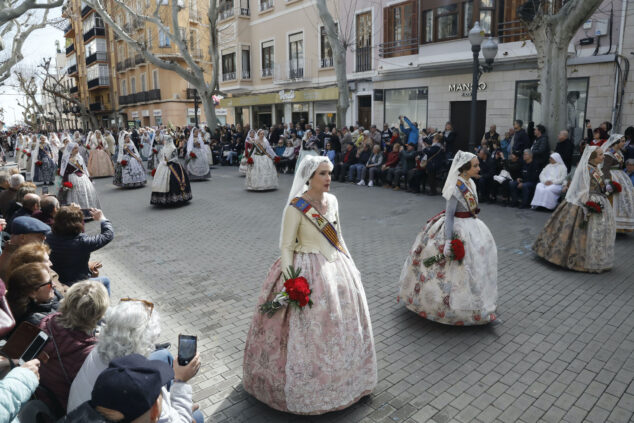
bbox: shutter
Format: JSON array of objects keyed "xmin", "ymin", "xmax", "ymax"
[
  {"xmin": 383, "ymin": 6, "xmax": 389, "ymax": 57},
  {"xmin": 411, "ymin": 0, "xmax": 418, "ymax": 54}
]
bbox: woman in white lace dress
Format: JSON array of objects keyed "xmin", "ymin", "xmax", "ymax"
[
  {"xmin": 239, "ymin": 129, "xmax": 255, "ymax": 176},
  {"xmin": 602, "ymin": 134, "xmax": 634, "ymax": 233},
  {"xmin": 398, "ymin": 151, "xmax": 498, "ymax": 325},
  {"xmin": 86, "ymin": 130, "xmax": 115, "ymax": 178},
  {"xmin": 245, "ymin": 129, "xmax": 278, "ymax": 191},
  {"xmin": 185, "ymin": 128, "xmax": 211, "ymax": 181},
  {"xmin": 58, "ymin": 142, "xmax": 101, "ymax": 209},
  {"xmin": 112, "ymin": 131, "xmax": 146, "ymax": 188},
  {"xmin": 243, "ymin": 156, "xmax": 377, "ymax": 415}
]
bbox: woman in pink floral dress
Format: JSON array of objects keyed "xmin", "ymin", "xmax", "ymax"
[{"xmin": 243, "ymin": 156, "xmax": 377, "ymax": 415}]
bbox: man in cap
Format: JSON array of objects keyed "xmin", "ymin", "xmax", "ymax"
[{"xmin": 0, "ymin": 216, "xmax": 49, "ymax": 281}]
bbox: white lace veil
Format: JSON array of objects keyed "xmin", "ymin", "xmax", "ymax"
[
  {"xmin": 601, "ymin": 133, "xmax": 624, "ymax": 153},
  {"xmin": 565, "ymin": 145, "xmax": 599, "ymax": 207},
  {"xmin": 442, "ymin": 150, "xmax": 476, "ymax": 200},
  {"xmin": 30, "ymin": 135, "xmax": 46, "ymax": 176},
  {"xmin": 187, "ymin": 129, "xmax": 203, "ymax": 154},
  {"xmin": 279, "ymin": 155, "xmax": 333, "ymax": 248},
  {"xmin": 59, "ymin": 141, "xmax": 88, "ymax": 177},
  {"xmin": 117, "ymin": 131, "xmax": 127, "ymax": 163},
  {"xmin": 161, "ymin": 134, "xmax": 176, "ymax": 160}
]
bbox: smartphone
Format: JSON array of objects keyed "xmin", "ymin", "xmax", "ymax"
[
  {"xmin": 177, "ymin": 334, "xmax": 197, "ymax": 366},
  {"xmin": 18, "ymin": 331, "xmax": 49, "ymax": 365},
  {"xmin": 81, "ymin": 208, "xmax": 92, "ymax": 219}
]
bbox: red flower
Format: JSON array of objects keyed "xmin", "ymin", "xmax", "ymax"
[
  {"xmin": 189, "ymin": 152, "xmax": 197, "ymax": 159},
  {"xmin": 247, "ymin": 157, "xmax": 254, "ymax": 165},
  {"xmin": 419, "ymin": 311, "xmax": 427, "ymax": 318},
  {"xmin": 284, "ymin": 277, "xmax": 311, "ymax": 307},
  {"xmin": 585, "ymin": 201, "xmax": 602, "ymax": 213},
  {"xmin": 151, "ymin": 168, "xmax": 156, "ymax": 177},
  {"xmin": 121, "ymin": 160, "xmax": 128, "ymax": 166},
  {"xmin": 26, "ymin": 152, "xmax": 31, "ymax": 157},
  {"xmin": 612, "ymin": 181, "xmax": 622, "ymax": 193},
  {"xmin": 414, "ymin": 245, "xmax": 422, "ymax": 255},
  {"xmin": 412, "ymin": 259, "xmax": 420, "ymax": 266},
  {"xmin": 153, "ymin": 149, "xmax": 158, "ymax": 154},
  {"xmin": 62, "ymin": 181, "xmax": 73, "ymax": 189},
  {"xmin": 437, "ymin": 311, "xmax": 445, "ymax": 318},
  {"xmin": 274, "ymin": 156, "xmax": 281, "ymax": 163},
  {"xmin": 35, "ymin": 161, "xmax": 43, "ymax": 166},
  {"xmin": 473, "ymin": 314, "xmax": 481, "ymax": 321},
  {"xmin": 86, "ymin": 145, "xmax": 91, "ymax": 150},
  {"xmin": 450, "ymin": 239, "xmax": 465, "ymax": 262}
]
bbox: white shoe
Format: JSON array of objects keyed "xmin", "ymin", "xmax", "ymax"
[
  {"xmin": 357, "ymin": 180, "xmax": 365, "ymax": 186},
  {"xmin": 368, "ymin": 180, "xmax": 374, "ymax": 187}
]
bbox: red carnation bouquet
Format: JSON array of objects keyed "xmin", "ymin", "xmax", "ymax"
[
  {"xmin": 274, "ymin": 156, "xmax": 281, "ymax": 163},
  {"xmin": 26, "ymin": 152, "xmax": 31, "ymax": 157},
  {"xmin": 86, "ymin": 145, "xmax": 91, "ymax": 150},
  {"xmin": 189, "ymin": 152, "xmax": 197, "ymax": 159},
  {"xmin": 423, "ymin": 234, "xmax": 465, "ymax": 267},
  {"xmin": 121, "ymin": 159, "xmax": 128, "ymax": 166},
  {"xmin": 151, "ymin": 168, "xmax": 156, "ymax": 177},
  {"xmin": 152, "ymin": 148, "xmax": 158, "ymax": 154},
  {"xmin": 247, "ymin": 157, "xmax": 254, "ymax": 165},
  {"xmin": 259, "ymin": 266, "xmax": 313, "ymax": 317},
  {"xmin": 35, "ymin": 161, "xmax": 43, "ymax": 166},
  {"xmin": 584, "ymin": 201, "xmax": 603, "ymax": 214},
  {"xmin": 611, "ymin": 180, "xmax": 622, "ymax": 193},
  {"xmin": 62, "ymin": 181, "xmax": 73, "ymax": 191}
]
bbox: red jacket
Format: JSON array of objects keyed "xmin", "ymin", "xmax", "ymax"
[
  {"xmin": 384, "ymin": 151, "xmax": 400, "ymax": 168},
  {"xmin": 37, "ymin": 313, "xmax": 97, "ymax": 412}
]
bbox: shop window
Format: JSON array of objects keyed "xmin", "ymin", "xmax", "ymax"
[
  {"xmin": 382, "ymin": 0, "xmax": 417, "ymax": 57},
  {"xmin": 514, "ymin": 78, "xmax": 589, "ymax": 144},
  {"xmin": 222, "ymin": 52, "xmax": 236, "ymax": 81},
  {"xmin": 384, "ymin": 88, "xmax": 428, "ymax": 130},
  {"xmin": 261, "ymin": 40, "xmax": 274, "ymax": 77}
]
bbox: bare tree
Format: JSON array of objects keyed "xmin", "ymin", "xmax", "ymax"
[
  {"xmin": 84, "ymin": 0, "xmax": 221, "ymax": 128},
  {"xmin": 520, "ymin": 0, "xmax": 603, "ymax": 147},
  {"xmin": 14, "ymin": 68, "xmax": 53, "ymax": 130},
  {"xmin": 0, "ymin": 0, "xmax": 63, "ymax": 28}
]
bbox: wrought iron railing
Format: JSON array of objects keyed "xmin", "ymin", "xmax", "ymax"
[
  {"xmin": 378, "ymin": 38, "xmax": 417, "ymax": 58},
  {"xmin": 355, "ymin": 46, "xmax": 371, "ymax": 72}
]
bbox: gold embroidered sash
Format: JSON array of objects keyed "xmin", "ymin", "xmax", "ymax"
[
  {"xmin": 456, "ymin": 179, "xmax": 479, "ymax": 217},
  {"xmin": 290, "ymin": 197, "xmax": 348, "ymax": 257}
]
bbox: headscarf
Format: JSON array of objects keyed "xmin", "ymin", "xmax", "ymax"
[
  {"xmin": 187, "ymin": 129, "xmax": 203, "ymax": 154},
  {"xmin": 279, "ymin": 156, "xmax": 333, "ymax": 248},
  {"xmin": 117, "ymin": 131, "xmax": 127, "ymax": 163},
  {"xmin": 59, "ymin": 141, "xmax": 89, "ymax": 178},
  {"xmin": 539, "ymin": 153, "xmax": 568, "ymax": 185},
  {"xmin": 550, "ymin": 152, "xmax": 564, "ymax": 166},
  {"xmin": 442, "ymin": 150, "xmax": 476, "ymax": 200},
  {"xmin": 565, "ymin": 145, "xmax": 599, "ymax": 207},
  {"xmin": 601, "ymin": 133, "xmax": 624, "ymax": 153}
]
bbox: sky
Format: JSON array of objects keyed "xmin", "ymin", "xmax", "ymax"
[{"xmin": 0, "ymin": 6, "xmax": 65, "ymax": 126}]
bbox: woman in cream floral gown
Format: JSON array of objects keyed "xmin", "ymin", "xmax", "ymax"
[
  {"xmin": 533, "ymin": 146, "xmax": 616, "ymax": 272},
  {"xmin": 87, "ymin": 130, "xmax": 115, "ymax": 178},
  {"xmin": 602, "ymin": 134, "xmax": 634, "ymax": 233},
  {"xmin": 243, "ymin": 156, "xmax": 377, "ymax": 415},
  {"xmin": 398, "ymin": 151, "xmax": 498, "ymax": 325}
]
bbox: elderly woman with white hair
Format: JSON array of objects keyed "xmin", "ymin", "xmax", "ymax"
[
  {"xmin": 59, "ymin": 141, "xmax": 101, "ymax": 208},
  {"xmin": 243, "ymin": 156, "xmax": 376, "ymax": 415},
  {"xmin": 398, "ymin": 150, "xmax": 498, "ymax": 325},
  {"xmin": 530, "ymin": 152, "xmax": 568, "ymax": 210},
  {"xmin": 245, "ymin": 129, "xmax": 278, "ymax": 191},
  {"xmin": 66, "ymin": 299, "xmax": 204, "ymax": 423}
]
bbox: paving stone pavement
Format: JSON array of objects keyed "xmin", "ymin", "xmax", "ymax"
[{"xmin": 85, "ymin": 166, "xmax": 634, "ymax": 423}]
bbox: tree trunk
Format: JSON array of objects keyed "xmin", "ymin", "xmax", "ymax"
[{"xmin": 200, "ymin": 88, "xmax": 217, "ymax": 129}]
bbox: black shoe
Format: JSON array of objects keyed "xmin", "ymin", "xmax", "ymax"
[{"xmin": 155, "ymin": 342, "xmax": 171, "ymax": 350}]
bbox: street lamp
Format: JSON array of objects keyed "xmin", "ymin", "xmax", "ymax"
[{"xmin": 468, "ymin": 22, "xmax": 498, "ymax": 152}]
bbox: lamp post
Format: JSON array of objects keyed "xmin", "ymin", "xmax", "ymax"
[{"xmin": 467, "ymin": 22, "xmax": 498, "ymax": 152}]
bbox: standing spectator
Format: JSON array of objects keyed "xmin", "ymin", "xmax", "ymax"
[
  {"xmin": 625, "ymin": 159, "xmax": 634, "ymax": 185},
  {"xmin": 399, "ymin": 116, "xmax": 419, "ymax": 147},
  {"xmin": 509, "ymin": 150, "xmax": 540, "ymax": 208},
  {"xmin": 32, "ymin": 195, "xmax": 59, "ymax": 226},
  {"xmin": 509, "ymin": 120, "xmax": 530, "ymax": 156},
  {"xmin": 340, "ymin": 126, "xmax": 352, "ymax": 147},
  {"xmin": 481, "ymin": 125, "xmax": 499, "ymax": 150},
  {"xmin": 443, "ymin": 122, "xmax": 457, "ymax": 158},
  {"xmin": 500, "ymin": 129, "xmax": 513, "ymax": 159},
  {"xmin": 623, "ymin": 126, "xmax": 634, "ymax": 162},
  {"xmin": 422, "ymin": 134, "xmax": 444, "ymax": 195},
  {"xmin": 333, "ymin": 143, "xmax": 357, "ymax": 182},
  {"xmin": 555, "ymin": 130, "xmax": 574, "ymax": 173},
  {"xmin": 381, "ymin": 143, "xmax": 401, "ymax": 187},
  {"xmin": 349, "ymin": 142, "xmax": 372, "ymax": 183},
  {"xmin": 0, "ymin": 174, "xmax": 24, "ymax": 218},
  {"xmin": 392, "ymin": 143, "xmax": 417, "ymax": 191},
  {"xmin": 380, "ymin": 124, "xmax": 392, "ymax": 149},
  {"xmin": 527, "ymin": 121, "xmax": 536, "ymax": 145},
  {"xmin": 327, "ymin": 128, "xmax": 341, "ymax": 153},
  {"xmin": 360, "ymin": 145, "xmax": 384, "ymax": 187},
  {"xmin": 477, "ymin": 148, "xmax": 497, "ymax": 202},
  {"xmin": 369, "ymin": 125, "xmax": 381, "ymax": 145},
  {"xmin": 531, "ymin": 124, "xmax": 550, "ymax": 171}
]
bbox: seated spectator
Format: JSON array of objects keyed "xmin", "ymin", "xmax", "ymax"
[
  {"xmin": 6, "ymin": 262, "xmax": 61, "ymax": 327},
  {"xmin": 481, "ymin": 125, "xmax": 499, "ymax": 150},
  {"xmin": 407, "ymin": 150, "xmax": 426, "ymax": 193},
  {"xmin": 500, "ymin": 129, "xmax": 513, "ymax": 159},
  {"xmin": 349, "ymin": 142, "xmax": 372, "ymax": 183},
  {"xmin": 46, "ymin": 206, "xmax": 113, "ymax": 293},
  {"xmin": 626, "ymin": 159, "xmax": 634, "ymax": 185},
  {"xmin": 381, "ymin": 143, "xmax": 401, "ymax": 187},
  {"xmin": 495, "ymin": 151, "xmax": 523, "ymax": 205},
  {"xmin": 5, "ymin": 183, "xmax": 36, "ymax": 224},
  {"xmin": 32, "ymin": 195, "xmax": 59, "ymax": 226},
  {"xmin": 62, "ymin": 354, "xmax": 197, "ymax": 423},
  {"xmin": 321, "ymin": 141, "xmax": 337, "ymax": 166},
  {"xmin": 274, "ymin": 139, "xmax": 286, "ymax": 157},
  {"xmin": 0, "ymin": 171, "xmax": 10, "ymax": 192},
  {"xmin": 37, "ymin": 281, "xmax": 109, "ymax": 415},
  {"xmin": 476, "ymin": 148, "xmax": 497, "ymax": 203},
  {"xmin": 509, "ymin": 149, "xmax": 540, "ymax": 208},
  {"xmin": 333, "ymin": 143, "xmax": 357, "ymax": 182},
  {"xmin": 422, "ymin": 135, "xmax": 445, "ymax": 195},
  {"xmin": 392, "ymin": 143, "xmax": 417, "ymax": 191},
  {"xmin": 8, "ymin": 193, "xmax": 40, "ymax": 233},
  {"xmin": 0, "ymin": 216, "xmax": 50, "ymax": 282},
  {"xmin": 278, "ymin": 139, "xmax": 297, "ymax": 174},
  {"xmin": 386, "ymin": 128, "xmax": 400, "ymax": 152},
  {"xmin": 7, "ymin": 242, "xmax": 66, "ymax": 293},
  {"xmin": 0, "ymin": 174, "xmax": 23, "ymax": 217},
  {"xmin": 0, "ymin": 357, "xmax": 41, "ymax": 423},
  {"xmin": 530, "ymin": 153, "xmax": 568, "ymax": 210},
  {"xmin": 67, "ymin": 300, "xmax": 204, "ymax": 422},
  {"xmin": 360, "ymin": 145, "xmax": 384, "ymax": 187}
]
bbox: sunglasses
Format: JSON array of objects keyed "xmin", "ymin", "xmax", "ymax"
[
  {"xmin": 36, "ymin": 280, "xmax": 53, "ymax": 290},
  {"xmin": 120, "ymin": 297, "xmax": 154, "ymax": 316}
]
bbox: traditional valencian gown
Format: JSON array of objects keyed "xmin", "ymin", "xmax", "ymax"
[
  {"xmin": 398, "ymin": 176, "xmax": 498, "ymax": 325},
  {"xmin": 186, "ymin": 134, "xmax": 211, "ymax": 181},
  {"xmin": 533, "ymin": 158, "xmax": 616, "ymax": 272},
  {"xmin": 603, "ymin": 147, "xmax": 634, "ymax": 233},
  {"xmin": 239, "ymin": 132, "xmax": 254, "ymax": 176},
  {"xmin": 113, "ymin": 141, "xmax": 147, "ymax": 188},
  {"xmin": 60, "ymin": 156, "xmax": 101, "ymax": 209},
  {"xmin": 151, "ymin": 139, "xmax": 192, "ymax": 206},
  {"xmin": 87, "ymin": 133, "xmax": 115, "ymax": 178},
  {"xmin": 243, "ymin": 192, "xmax": 377, "ymax": 415},
  {"xmin": 245, "ymin": 137, "xmax": 278, "ymax": 191},
  {"xmin": 33, "ymin": 143, "xmax": 57, "ymax": 185}
]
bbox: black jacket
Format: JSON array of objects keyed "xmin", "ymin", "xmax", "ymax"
[
  {"xmin": 398, "ymin": 149, "xmax": 417, "ymax": 172},
  {"xmin": 531, "ymin": 135, "xmax": 550, "ymax": 169},
  {"xmin": 555, "ymin": 138, "xmax": 574, "ymax": 172},
  {"xmin": 18, "ymin": 289, "xmax": 62, "ymax": 327},
  {"xmin": 512, "ymin": 129, "xmax": 530, "ymax": 155},
  {"xmin": 520, "ymin": 160, "xmax": 540, "ymax": 184},
  {"xmin": 505, "ymin": 159, "xmax": 523, "ymax": 180},
  {"xmin": 423, "ymin": 144, "xmax": 444, "ymax": 171},
  {"xmin": 443, "ymin": 131, "xmax": 457, "ymax": 154},
  {"xmin": 479, "ymin": 156, "xmax": 497, "ymax": 180}
]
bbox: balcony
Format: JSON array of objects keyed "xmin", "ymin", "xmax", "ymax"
[
  {"xmin": 87, "ymin": 76, "xmax": 109, "ymax": 89},
  {"xmin": 69, "ymin": 86, "xmax": 78, "ymax": 94},
  {"xmin": 189, "ymin": 9, "xmax": 200, "ymax": 21},
  {"xmin": 242, "ymin": 69, "xmax": 251, "ymax": 79},
  {"xmin": 85, "ymin": 51, "xmax": 107, "ymax": 65},
  {"xmin": 65, "ymin": 43, "xmax": 74, "ymax": 55},
  {"xmin": 81, "ymin": 3, "xmax": 92, "ymax": 16},
  {"xmin": 119, "ymin": 89, "xmax": 160, "ymax": 106},
  {"xmin": 320, "ymin": 57, "xmax": 334, "ymax": 68},
  {"xmin": 261, "ymin": 67, "xmax": 273, "ymax": 78},
  {"xmin": 64, "ymin": 23, "xmax": 74, "ymax": 37},
  {"xmin": 259, "ymin": 0, "xmax": 273, "ymax": 12},
  {"xmin": 147, "ymin": 89, "xmax": 161, "ymax": 101},
  {"xmin": 118, "ymin": 94, "xmax": 131, "ymax": 105},
  {"xmin": 222, "ymin": 72, "xmax": 236, "ymax": 81},
  {"xmin": 134, "ymin": 92, "xmax": 148, "ymax": 103},
  {"xmin": 133, "ymin": 17, "xmax": 144, "ymax": 30},
  {"xmin": 498, "ymin": 20, "xmax": 528, "ymax": 43},
  {"xmin": 116, "ymin": 61, "xmax": 125, "ymax": 72},
  {"xmin": 125, "ymin": 58, "xmax": 133, "ymax": 69},
  {"xmin": 273, "ymin": 59, "xmax": 312, "ymax": 83},
  {"xmin": 135, "ymin": 54, "xmax": 146, "ymax": 65},
  {"xmin": 289, "ymin": 67, "xmax": 303, "ymax": 79},
  {"xmin": 89, "ymin": 102, "xmax": 104, "ymax": 112},
  {"xmin": 378, "ymin": 38, "xmax": 418, "ymax": 58},
  {"xmin": 186, "ymin": 88, "xmax": 198, "ymax": 99},
  {"xmin": 83, "ymin": 26, "xmax": 106, "ymax": 41},
  {"xmin": 219, "ymin": 7, "xmax": 234, "ymax": 20},
  {"xmin": 355, "ymin": 46, "xmax": 372, "ymax": 72},
  {"xmin": 191, "ymin": 48, "xmax": 203, "ymax": 60},
  {"xmin": 67, "ymin": 64, "xmax": 78, "ymax": 75}
]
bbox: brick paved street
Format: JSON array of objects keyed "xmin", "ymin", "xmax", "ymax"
[{"xmin": 86, "ymin": 166, "xmax": 634, "ymax": 423}]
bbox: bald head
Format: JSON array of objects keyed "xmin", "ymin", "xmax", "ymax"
[
  {"xmin": 558, "ymin": 130, "xmax": 569, "ymax": 141},
  {"xmin": 22, "ymin": 193, "xmax": 40, "ymax": 212}
]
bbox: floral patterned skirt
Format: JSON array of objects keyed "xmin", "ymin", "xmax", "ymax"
[
  {"xmin": 243, "ymin": 252, "xmax": 377, "ymax": 415},
  {"xmin": 87, "ymin": 149, "xmax": 114, "ymax": 178},
  {"xmin": 60, "ymin": 173, "xmax": 101, "ymax": 209},
  {"xmin": 398, "ymin": 212, "xmax": 498, "ymax": 325},
  {"xmin": 609, "ymin": 170, "xmax": 634, "ymax": 233},
  {"xmin": 532, "ymin": 195, "xmax": 615, "ymax": 273}
]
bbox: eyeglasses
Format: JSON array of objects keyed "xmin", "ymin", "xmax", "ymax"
[
  {"xmin": 36, "ymin": 280, "xmax": 53, "ymax": 290},
  {"xmin": 120, "ymin": 297, "xmax": 154, "ymax": 316}
]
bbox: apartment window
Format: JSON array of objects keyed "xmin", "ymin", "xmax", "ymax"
[
  {"xmin": 131, "ymin": 76, "xmax": 136, "ymax": 94},
  {"xmin": 479, "ymin": 0, "xmax": 494, "ymax": 34},
  {"xmin": 152, "ymin": 69, "xmax": 159, "ymax": 89},
  {"xmin": 383, "ymin": 1, "xmax": 417, "ymax": 57},
  {"xmin": 141, "ymin": 73, "xmax": 147, "ymax": 92},
  {"xmin": 159, "ymin": 29, "xmax": 170, "ymax": 47},
  {"xmin": 437, "ymin": 5, "xmax": 459, "ymax": 39},
  {"xmin": 83, "ymin": 12, "xmax": 104, "ymax": 33},
  {"xmin": 241, "ymin": 48, "xmax": 250, "ymax": 79},
  {"xmin": 422, "ymin": 0, "xmax": 497, "ymax": 44},
  {"xmin": 121, "ymin": 80, "xmax": 127, "ymax": 96},
  {"xmin": 146, "ymin": 28, "xmax": 153, "ymax": 48},
  {"xmin": 85, "ymin": 38, "xmax": 107, "ymax": 57},
  {"xmin": 288, "ymin": 32, "xmax": 303, "ymax": 78},
  {"xmin": 463, "ymin": 1, "xmax": 473, "ymax": 36},
  {"xmin": 260, "ymin": 0, "xmax": 273, "ymax": 12},
  {"xmin": 222, "ymin": 52, "xmax": 236, "ymax": 80},
  {"xmin": 261, "ymin": 40, "xmax": 273, "ymax": 77},
  {"xmin": 320, "ymin": 24, "xmax": 337, "ymax": 68},
  {"xmin": 86, "ymin": 64, "xmax": 109, "ymax": 84},
  {"xmin": 356, "ymin": 12, "xmax": 372, "ymax": 72}
]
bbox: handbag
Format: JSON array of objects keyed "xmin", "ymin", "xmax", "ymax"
[
  {"xmin": 419, "ymin": 148, "xmax": 442, "ymax": 170},
  {"xmin": 0, "ymin": 287, "xmax": 15, "ymax": 338}
]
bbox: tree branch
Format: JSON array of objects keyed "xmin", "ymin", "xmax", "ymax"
[{"xmin": 0, "ymin": 0, "xmax": 63, "ymax": 28}]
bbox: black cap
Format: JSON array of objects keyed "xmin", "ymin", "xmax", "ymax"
[
  {"xmin": 91, "ymin": 354, "xmax": 173, "ymax": 422},
  {"xmin": 11, "ymin": 216, "xmax": 50, "ymax": 235}
]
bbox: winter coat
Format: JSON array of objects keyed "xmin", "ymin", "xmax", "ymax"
[{"xmin": 0, "ymin": 367, "xmax": 39, "ymax": 423}]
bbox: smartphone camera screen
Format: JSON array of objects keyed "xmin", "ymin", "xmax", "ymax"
[{"xmin": 178, "ymin": 335, "xmax": 196, "ymax": 366}]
